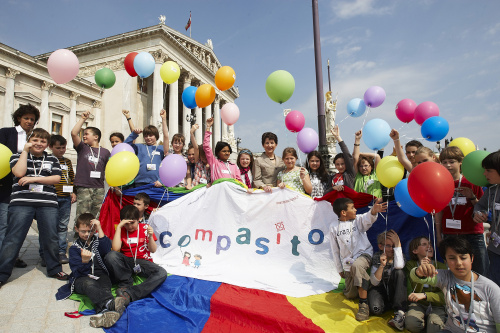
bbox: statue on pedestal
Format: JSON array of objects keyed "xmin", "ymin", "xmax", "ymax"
[{"xmin": 325, "ymin": 91, "xmax": 338, "ymax": 172}]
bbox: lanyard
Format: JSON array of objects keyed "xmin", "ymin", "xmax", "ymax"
[
  {"xmin": 363, "ymin": 174, "xmax": 371, "ymax": 192},
  {"xmin": 30, "ymin": 153, "xmax": 46, "ymax": 177},
  {"xmin": 223, "ymin": 161, "xmax": 232, "ymax": 176},
  {"xmin": 489, "ymin": 185, "xmax": 500, "ymax": 232},
  {"xmin": 452, "ymin": 274, "xmax": 475, "ymax": 332},
  {"xmin": 448, "ymin": 175, "xmax": 463, "ymax": 220},
  {"xmin": 88, "ymin": 145, "xmax": 101, "ymax": 170},
  {"xmin": 146, "ymin": 144, "xmax": 159, "ymax": 164},
  {"xmin": 61, "ymin": 160, "xmax": 70, "ymax": 184},
  {"xmin": 126, "ymin": 229, "xmax": 140, "ymax": 265}
]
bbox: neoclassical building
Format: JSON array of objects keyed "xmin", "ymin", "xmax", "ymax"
[{"xmin": 0, "ymin": 19, "xmax": 239, "ymax": 162}]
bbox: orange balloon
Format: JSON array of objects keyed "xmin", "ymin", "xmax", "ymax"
[
  {"xmin": 195, "ymin": 84, "xmax": 216, "ymax": 108},
  {"xmin": 215, "ymin": 66, "xmax": 236, "ymax": 91}
]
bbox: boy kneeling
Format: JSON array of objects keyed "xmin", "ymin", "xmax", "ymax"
[
  {"xmin": 105, "ymin": 205, "xmax": 167, "ymax": 303},
  {"xmin": 56, "ymin": 213, "xmax": 128, "ymax": 328},
  {"xmin": 330, "ymin": 197, "xmax": 387, "ymax": 321}
]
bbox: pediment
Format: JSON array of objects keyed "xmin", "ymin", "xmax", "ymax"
[
  {"xmin": 49, "ymin": 102, "xmax": 70, "ymax": 112},
  {"xmin": 14, "ymin": 92, "xmax": 41, "ymax": 104}
]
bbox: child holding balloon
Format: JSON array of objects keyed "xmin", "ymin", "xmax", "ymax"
[
  {"xmin": 277, "ymin": 147, "xmax": 312, "ymax": 195},
  {"xmin": 306, "ymin": 150, "xmax": 330, "ymax": 198},
  {"xmin": 204, "ymin": 118, "xmax": 242, "ymax": 183},
  {"xmin": 435, "ymin": 146, "xmax": 487, "ymax": 276},
  {"xmin": 390, "ymin": 129, "xmax": 423, "ymax": 174},
  {"xmin": 474, "ymin": 150, "xmax": 500, "ymax": 286},
  {"xmin": 352, "ymin": 130, "xmax": 382, "ymax": 198},
  {"xmin": 330, "ymin": 125, "xmax": 356, "ymax": 190},
  {"xmin": 186, "ymin": 125, "xmax": 211, "ymax": 189}
]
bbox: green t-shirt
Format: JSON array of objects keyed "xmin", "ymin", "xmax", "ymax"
[{"xmin": 354, "ymin": 172, "xmax": 382, "ymax": 198}]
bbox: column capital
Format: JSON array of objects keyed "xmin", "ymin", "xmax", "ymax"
[
  {"xmin": 181, "ymin": 72, "xmax": 195, "ymax": 85},
  {"xmin": 214, "ymin": 95, "xmax": 221, "ymax": 105},
  {"xmin": 41, "ymin": 81, "xmax": 54, "ymax": 91},
  {"xmin": 150, "ymin": 49, "xmax": 168, "ymax": 63},
  {"xmin": 5, "ymin": 67, "xmax": 20, "ymax": 79},
  {"xmin": 92, "ymin": 100, "xmax": 102, "ymax": 108},
  {"xmin": 69, "ymin": 92, "xmax": 80, "ymax": 101}
]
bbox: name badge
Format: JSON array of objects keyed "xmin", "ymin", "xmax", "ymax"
[
  {"xmin": 42, "ymin": 163, "xmax": 52, "ymax": 170},
  {"xmin": 90, "ymin": 171, "xmax": 101, "ymax": 179},
  {"xmin": 199, "ymin": 178, "xmax": 207, "ymax": 184},
  {"xmin": 366, "ymin": 179, "xmax": 374, "ymax": 186},
  {"xmin": 128, "ymin": 237, "xmax": 138, "ymax": 244},
  {"xmin": 451, "ymin": 197, "xmax": 467, "ymax": 205},
  {"xmin": 88, "ymin": 274, "xmax": 100, "ymax": 280},
  {"xmin": 147, "ymin": 164, "xmax": 157, "ymax": 171},
  {"xmin": 446, "ymin": 219, "xmax": 462, "ymax": 229},
  {"xmin": 63, "ymin": 185, "xmax": 73, "ymax": 193},
  {"xmin": 495, "ymin": 203, "xmax": 500, "ymax": 210},
  {"xmin": 221, "ymin": 169, "xmax": 230, "ymax": 174},
  {"xmin": 88, "ymin": 156, "xmax": 97, "ymax": 162},
  {"xmin": 29, "ymin": 184, "xmax": 43, "ymax": 192},
  {"xmin": 335, "ymin": 180, "xmax": 344, "ymax": 186},
  {"xmin": 61, "ymin": 165, "xmax": 68, "ymax": 170},
  {"xmin": 152, "ymin": 151, "xmax": 160, "ymax": 156}
]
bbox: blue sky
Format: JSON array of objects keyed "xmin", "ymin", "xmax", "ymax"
[{"xmin": 1, "ymin": 0, "xmax": 499, "ymax": 157}]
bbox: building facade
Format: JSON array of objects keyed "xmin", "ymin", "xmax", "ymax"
[{"xmin": 0, "ymin": 20, "xmax": 239, "ymax": 162}]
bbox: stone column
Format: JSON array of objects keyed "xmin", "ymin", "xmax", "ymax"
[
  {"xmin": 168, "ymin": 79, "xmax": 179, "ymax": 137},
  {"xmin": 151, "ymin": 63, "xmax": 164, "ymax": 127},
  {"xmin": 213, "ymin": 95, "xmax": 221, "ymax": 150},
  {"xmin": 203, "ymin": 105, "xmax": 212, "ymax": 148},
  {"xmin": 181, "ymin": 73, "xmax": 194, "ymax": 144},
  {"xmin": 69, "ymin": 92, "xmax": 79, "ymax": 146},
  {"xmin": 39, "ymin": 81, "xmax": 54, "ymax": 131},
  {"xmin": 195, "ymin": 105, "xmax": 202, "ymax": 145},
  {"xmin": 92, "ymin": 100, "xmax": 102, "ymax": 129},
  {"xmin": 3, "ymin": 68, "xmax": 19, "ymax": 127},
  {"xmin": 221, "ymin": 101, "xmax": 228, "ymax": 141}
]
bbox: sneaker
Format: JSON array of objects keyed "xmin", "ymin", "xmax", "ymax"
[
  {"xmin": 40, "ymin": 257, "xmax": 46, "ymax": 267},
  {"xmin": 59, "ymin": 253, "xmax": 69, "ymax": 264},
  {"xmin": 116, "ymin": 287, "xmax": 128, "ymax": 298},
  {"xmin": 50, "ymin": 272, "xmax": 69, "ymax": 281},
  {"xmin": 114, "ymin": 295, "xmax": 130, "ymax": 315},
  {"xmin": 89, "ymin": 311, "xmax": 121, "ymax": 328},
  {"xmin": 388, "ymin": 310, "xmax": 405, "ymax": 331},
  {"xmin": 14, "ymin": 258, "xmax": 27, "ymax": 268},
  {"xmin": 355, "ymin": 303, "xmax": 370, "ymax": 321}
]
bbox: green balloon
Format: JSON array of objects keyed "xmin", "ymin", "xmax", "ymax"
[
  {"xmin": 265, "ymin": 70, "xmax": 295, "ymax": 104},
  {"xmin": 95, "ymin": 68, "xmax": 116, "ymax": 89},
  {"xmin": 462, "ymin": 150, "xmax": 490, "ymax": 186}
]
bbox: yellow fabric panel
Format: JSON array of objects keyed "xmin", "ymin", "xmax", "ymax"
[{"xmin": 287, "ymin": 291, "xmax": 405, "ymax": 333}]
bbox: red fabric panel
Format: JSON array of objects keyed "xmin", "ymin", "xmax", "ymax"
[
  {"xmin": 314, "ymin": 186, "xmax": 376, "ymax": 208},
  {"xmin": 202, "ymin": 283, "xmax": 323, "ymax": 333}
]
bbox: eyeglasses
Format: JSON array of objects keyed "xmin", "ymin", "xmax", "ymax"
[{"xmin": 381, "ymin": 244, "xmax": 394, "ymax": 249}]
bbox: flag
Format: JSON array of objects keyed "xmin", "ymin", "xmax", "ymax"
[{"xmin": 185, "ymin": 11, "xmax": 191, "ymax": 31}]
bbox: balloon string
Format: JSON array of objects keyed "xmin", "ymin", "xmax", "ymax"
[
  {"xmin": 123, "ymin": 76, "xmax": 130, "ymax": 105},
  {"xmin": 119, "ymin": 185, "xmax": 123, "ymax": 209},
  {"xmin": 397, "ymin": 122, "xmax": 408, "ymax": 132},
  {"xmin": 337, "ymin": 115, "xmax": 349, "ymax": 125},
  {"xmin": 99, "ymin": 86, "xmax": 104, "ymax": 98},
  {"xmin": 95, "ymin": 189, "xmax": 109, "ymax": 220},
  {"xmin": 431, "ymin": 211, "xmax": 438, "ymax": 269},
  {"xmin": 361, "ymin": 107, "xmax": 371, "ymax": 129},
  {"xmin": 158, "ymin": 187, "xmax": 168, "ymax": 207}
]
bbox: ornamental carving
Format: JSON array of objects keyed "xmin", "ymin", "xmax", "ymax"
[
  {"xmin": 70, "ymin": 92, "xmax": 80, "ymax": 101},
  {"xmin": 214, "ymin": 95, "xmax": 221, "ymax": 105},
  {"xmin": 181, "ymin": 72, "xmax": 195, "ymax": 85},
  {"xmin": 5, "ymin": 67, "xmax": 20, "ymax": 79},
  {"xmin": 92, "ymin": 100, "xmax": 102, "ymax": 108},
  {"xmin": 150, "ymin": 49, "xmax": 168, "ymax": 63},
  {"xmin": 79, "ymin": 59, "xmax": 124, "ymax": 78},
  {"xmin": 174, "ymin": 37, "xmax": 220, "ymax": 73},
  {"xmin": 41, "ymin": 81, "xmax": 54, "ymax": 91}
]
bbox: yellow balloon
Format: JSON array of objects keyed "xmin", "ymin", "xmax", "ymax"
[
  {"xmin": 449, "ymin": 137, "xmax": 475, "ymax": 157},
  {"xmin": 0, "ymin": 144, "xmax": 12, "ymax": 179},
  {"xmin": 376, "ymin": 156, "xmax": 404, "ymax": 188},
  {"xmin": 105, "ymin": 151, "xmax": 140, "ymax": 187},
  {"xmin": 160, "ymin": 61, "xmax": 180, "ymax": 84}
]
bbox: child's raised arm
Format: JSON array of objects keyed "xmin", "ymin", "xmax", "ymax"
[
  {"xmin": 390, "ymin": 129, "xmax": 412, "ymax": 172},
  {"xmin": 147, "ymin": 225, "xmax": 157, "ymax": 253},
  {"xmin": 71, "ymin": 111, "xmax": 90, "ymax": 148},
  {"xmin": 91, "ymin": 219, "xmax": 105, "ymax": 238},
  {"xmin": 190, "ymin": 124, "xmax": 200, "ymax": 162},
  {"xmin": 122, "ymin": 110, "xmax": 136, "ymax": 133},
  {"xmin": 353, "ymin": 130, "xmax": 362, "ymax": 168},
  {"xmin": 11, "ymin": 143, "xmax": 30, "ymax": 177},
  {"xmin": 112, "ymin": 220, "xmax": 129, "ymax": 251},
  {"xmin": 160, "ymin": 109, "xmax": 169, "ymax": 154}
]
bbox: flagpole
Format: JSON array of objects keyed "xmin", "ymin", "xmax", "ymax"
[{"xmin": 190, "ymin": 12, "xmax": 192, "ymax": 38}]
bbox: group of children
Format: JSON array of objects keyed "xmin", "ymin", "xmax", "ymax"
[{"xmin": 1, "ymin": 103, "xmax": 500, "ymax": 331}]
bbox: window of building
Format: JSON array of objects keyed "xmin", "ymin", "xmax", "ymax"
[{"xmin": 51, "ymin": 114, "xmax": 63, "ymax": 135}]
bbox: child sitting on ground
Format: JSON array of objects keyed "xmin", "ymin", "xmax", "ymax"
[
  {"xmin": 56, "ymin": 213, "xmax": 127, "ymax": 328},
  {"xmin": 105, "ymin": 205, "xmax": 167, "ymax": 305},
  {"xmin": 411, "ymin": 236, "xmax": 500, "ymax": 333},
  {"xmin": 368, "ymin": 230, "xmax": 407, "ymax": 331},
  {"xmin": 404, "ymin": 236, "xmax": 447, "ymax": 333},
  {"xmin": 330, "ymin": 197, "xmax": 387, "ymax": 321}
]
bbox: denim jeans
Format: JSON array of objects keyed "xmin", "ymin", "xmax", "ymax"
[
  {"xmin": 0, "ymin": 202, "xmax": 8, "ymax": 250},
  {"xmin": 487, "ymin": 250, "xmax": 500, "ymax": 287},
  {"xmin": 74, "ymin": 274, "xmax": 114, "ymax": 313},
  {"xmin": 0, "ymin": 205, "xmax": 61, "ymax": 282},
  {"xmin": 39, "ymin": 196, "xmax": 72, "ymax": 258},
  {"xmin": 368, "ymin": 269, "xmax": 407, "ymax": 314}
]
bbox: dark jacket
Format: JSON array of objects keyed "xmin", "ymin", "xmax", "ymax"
[{"xmin": 0, "ymin": 127, "xmax": 18, "ymax": 203}]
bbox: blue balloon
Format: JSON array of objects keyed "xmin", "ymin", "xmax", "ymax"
[
  {"xmin": 421, "ymin": 116, "xmax": 449, "ymax": 142},
  {"xmin": 182, "ymin": 86, "xmax": 198, "ymax": 109},
  {"xmin": 347, "ymin": 98, "xmax": 366, "ymax": 118},
  {"xmin": 394, "ymin": 179, "xmax": 428, "ymax": 217},
  {"xmin": 133, "ymin": 52, "xmax": 155, "ymax": 78},
  {"xmin": 362, "ymin": 118, "xmax": 391, "ymax": 150}
]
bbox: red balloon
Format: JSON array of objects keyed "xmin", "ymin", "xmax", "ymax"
[
  {"xmin": 124, "ymin": 52, "xmax": 138, "ymax": 77},
  {"xmin": 408, "ymin": 162, "xmax": 455, "ymax": 213}
]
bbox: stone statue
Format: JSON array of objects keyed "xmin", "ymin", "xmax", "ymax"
[
  {"xmin": 205, "ymin": 39, "xmax": 213, "ymax": 50},
  {"xmin": 159, "ymin": 15, "xmax": 166, "ymax": 25},
  {"xmin": 325, "ymin": 91, "xmax": 338, "ymax": 171}
]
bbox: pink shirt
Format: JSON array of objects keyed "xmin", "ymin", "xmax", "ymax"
[{"xmin": 203, "ymin": 131, "xmax": 242, "ymax": 183}]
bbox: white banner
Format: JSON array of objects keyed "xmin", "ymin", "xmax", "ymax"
[{"xmin": 149, "ymin": 181, "xmax": 340, "ymax": 297}]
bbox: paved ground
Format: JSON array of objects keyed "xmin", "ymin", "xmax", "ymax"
[{"xmin": 0, "ymin": 212, "xmax": 103, "ymax": 332}]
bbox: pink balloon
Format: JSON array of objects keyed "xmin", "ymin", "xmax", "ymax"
[
  {"xmin": 111, "ymin": 143, "xmax": 134, "ymax": 157},
  {"xmin": 395, "ymin": 99, "xmax": 417, "ymax": 123},
  {"xmin": 220, "ymin": 103, "xmax": 240, "ymax": 126},
  {"xmin": 159, "ymin": 154, "xmax": 187, "ymax": 187},
  {"xmin": 285, "ymin": 110, "xmax": 305, "ymax": 133},
  {"xmin": 47, "ymin": 49, "xmax": 80, "ymax": 84},
  {"xmin": 296, "ymin": 128, "xmax": 319, "ymax": 154},
  {"xmin": 414, "ymin": 101, "xmax": 440, "ymax": 125}
]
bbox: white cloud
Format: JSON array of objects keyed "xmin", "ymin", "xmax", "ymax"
[
  {"xmin": 332, "ymin": 0, "xmax": 394, "ymax": 19},
  {"xmin": 337, "ymin": 45, "xmax": 362, "ymax": 58},
  {"xmin": 336, "ymin": 60, "xmax": 376, "ymax": 76},
  {"xmin": 487, "ymin": 22, "xmax": 500, "ymax": 36}
]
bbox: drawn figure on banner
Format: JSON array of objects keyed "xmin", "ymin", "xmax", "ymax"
[
  {"xmin": 194, "ymin": 254, "xmax": 202, "ymax": 268},
  {"xmin": 182, "ymin": 252, "xmax": 191, "ymax": 266}
]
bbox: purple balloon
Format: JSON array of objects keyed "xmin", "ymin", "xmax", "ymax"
[
  {"xmin": 111, "ymin": 143, "xmax": 134, "ymax": 157},
  {"xmin": 296, "ymin": 128, "xmax": 319, "ymax": 154},
  {"xmin": 159, "ymin": 154, "xmax": 187, "ymax": 187},
  {"xmin": 363, "ymin": 86, "xmax": 386, "ymax": 108}
]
